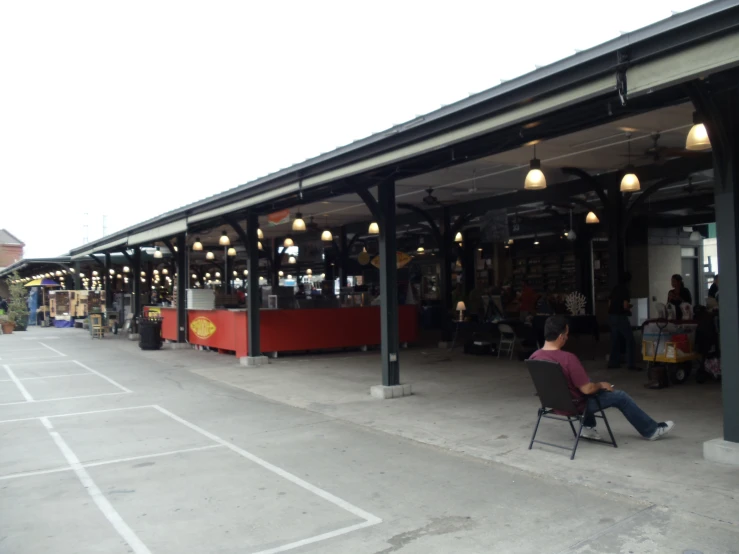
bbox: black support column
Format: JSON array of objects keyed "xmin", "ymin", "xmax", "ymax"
[
  {"xmin": 73, "ymin": 262, "xmax": 81, "ymax": 290},
  {"xmin": 131, "ymin": 247, "xmax": 141, "ymax": 331},
  {"xmin": 693, "ymin": 84, "xmax": 739, "ymax": 445},
  {"xmin": 104, "ymin": 253, "xmax": 112, "ymax": 311},
  {"xmin": 378, "ymin": 181, "xmax": 400, "ymax": 387},
  {"xmin": 246, "ymin": 211, "xmax": 263, "ymax": 362},
  {"xmin": 339, "ymin": 226, "xmax": 349, "ymax": 288},
  {"xmin": 606, "ymin": 181, "xmax": 626, "ymax": 288},
  {"xmin": 176, "ymin": 233, "xmax": 187, "ymax": 343}
]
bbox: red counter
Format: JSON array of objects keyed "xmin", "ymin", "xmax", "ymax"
[{"xmin": 159, "ymin": 306, "xmax": 418, "ymax": 358}]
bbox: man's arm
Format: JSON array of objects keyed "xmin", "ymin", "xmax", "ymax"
[{"xmin": 579, "ymin": 381, "xmax": 614, "ymax": 395}]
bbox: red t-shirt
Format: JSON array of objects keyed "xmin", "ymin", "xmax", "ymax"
[{"xmin": 529, "ymin": 349, "xmax": 591, "ymax": 411}]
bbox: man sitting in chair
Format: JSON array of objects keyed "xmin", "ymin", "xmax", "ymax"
[{"xmin": 529, "ymin": 315, "xmax": 674, "ymax": 441}]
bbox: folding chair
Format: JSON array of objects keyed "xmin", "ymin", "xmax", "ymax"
[
  {"xmin": 497, "ymin": 323, "xmax": 517, "ymax": 359},
  {"xmin": 525, "ymin": 359, "xmax": 617, "ymax": 460}
]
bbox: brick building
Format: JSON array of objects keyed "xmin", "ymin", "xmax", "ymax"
[{"xmin": 0, "ymin": 230, "xmax": 24, "ymax": 297}]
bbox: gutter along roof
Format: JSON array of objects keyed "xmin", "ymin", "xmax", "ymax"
[{"xmin": 69, "ymin": 0, "xmax": 739, "ymax": 258}]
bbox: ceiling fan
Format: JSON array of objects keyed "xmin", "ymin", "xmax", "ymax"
[
  {"xmin": 451, "ymin": 170, "xmax": 489, "ymax": 197},
  {"xmin": 422, "ymin": 187, "xmax": 441, "ymax": 206},
  {"xmin": 630, "ymin": 133, "xmax": 705, "ymax": 163}
]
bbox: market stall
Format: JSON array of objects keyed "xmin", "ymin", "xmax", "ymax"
[{"xmin": 159, "ymin": 305, "xmax": 418, "ymax": 358}]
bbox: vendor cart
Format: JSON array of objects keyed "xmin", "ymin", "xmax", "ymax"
[{"xmin": 641, "ymin": 319, "xmax": 699, "ymax": 387}]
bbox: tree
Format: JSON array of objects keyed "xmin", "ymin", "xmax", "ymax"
[{"xmin": 6, "ymin": 271, "xmax": 29, "ymax": 330}]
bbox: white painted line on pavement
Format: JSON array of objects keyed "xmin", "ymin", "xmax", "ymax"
[
  {"xmin": 1, "ymin": 359, "xmax": 78, "ymax": 366},
  {"xmin": 0, "ymin": 355, "xmax": 67, "ymax": 362},
  {"xmin": 252, "ymin": 520, "xmax": 380, "ymax": 554},
  {"xmin": 71, "ymin": 360, "xmax": 132, "ymax": 393},
  {"xmin": 0, "ymin": 444, "xmax": 224, "ymax": 482},
  {"xmin": 2, "ymin": 364, "xmax": 34, "ymax": 402},
  {"xmin": 153, "ymin": 405, "xmax": 382, "ymax": 551},
  {"xmin": 39, "ymin": 342, "xmax": 67, "ymax": 357},
  {"xmin": 0, "ymin": 404, "xmax": 153, "ymax": 425},
  {"xmin": 0, "ymin": 372, "xmax": 95, "ymax": 383},
  {"xmin": 0, "ymin": 391, "xmax": 130, "ymax": 407},
  {"xmin": 42, "ymin": 417, "xmax": 152, "ymax": 554}
]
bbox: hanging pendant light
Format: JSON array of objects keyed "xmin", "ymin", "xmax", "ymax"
[
  {"xmin": 233, "ymin": 271, "xmax": 238, "ymax": 277},
  {"xmin": 368, "ymin": 222, "xmax": 379, "ymax": 235},
  {"xmin": 257, "ymin": 228, "xmax": 264, "ymax": 240},
  {"xmin": 454, "ymin": 231, "xmax": 463, "ymax": 243},
  {"xmin": 215, "ymin": 272, "xmax": 221, "ymax": 278},
  {"xmin": 206, "ymin": 251, "xmax": 215, "ymax": 260},
  {"xmin": 284, "ymin": 236, "xmax": 294, "ymax": 248},
  {"xmin": 321, "ymin": 229, "xmax": 333, "ymax": 242},
  {"xmin": 205, "ymin": 272, "xmax": 211, "ymax": 278},
  {"xmin": 686, "ymin": 111, "xmax": 711, "ymax": 151},
  {"xmin": 620, "ymin": 135, "xmax": 641, "ymax": 192},
  {"xmin": 243, "ymin": 269, "xmax": 248, "ymax": 276},
  {"xmin": 162, "ymin": 268, "xmax": 168, "ymax": 275},
  {"xmin": 524, "ymin": 145, "xmax": 546, "ymax": 190},
  {"xmin": 288, "ymin": 256, "xmax": 297, "ymax": 264},
  {"xmin": 192, "ymin": 237, "xmax": 203, "ymax": 251},
  {"xmin": 292, "ymin": 212, "xmax": 306, "ymax": 232},
  {"xmin": 108, "ymin": 268, "xmax": 115, "ymax": 275},
  {"xmin": 258, "ymin": 241, "xmax": 263, "ymax": 250},
  {"xmin": 306, "ymin": 268, "xmax": 313, "ymax": 275},
  {"xmin": 219, "ymin": 231, "xmax": 230, "ymax": 246},
  {"xmin": 279, "ymin": 270, "xmax": 284, "ymax": 277},
  {"xmin": 585, "ymin": 211, "xmax": 600, "ymax": 224},
  {"xmin": 227, "ymin": 247, "xmax": 236, "ymax": 257},
  {"xmin": 154, "ymin": 246, "xmax": 163, "ymax": 259}
]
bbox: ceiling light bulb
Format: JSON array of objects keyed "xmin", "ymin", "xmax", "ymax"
[
  {"xmin": 162, "ymin": 268, "xmax": 168, "ymax": 275},
  {"xmin": 233, "ymin": 271, "xmax": 238, "ymax": 276},
  {"xmin": 686, "ymin": 112, "xmax": 712, "ymax": 151},
  {"xmin": 227, "ymin": 247, "xmax": 236, "ymax": 256},
  {"xmin": 524, "ymin": 158, "xmax": 546, "ymax": 190},
  {"xmin": 243, "ymin": 269, "xmax": 248, "ymax": 276},
  {"xmin": 454, "ymin": 231, "xmax": 463, "ymax": 242},
  {"xmin": 192, "ymin": 238, "xmax": 203, "ymax": 251},
  {"xmin": 258, "ymin": 241, "xmax": 263, "ymax": 250},
  {"xmin": 92, "ymin": 271, "xmax": 98, "ymax": 276},
  {"xmin": 108, "ymin": 269, "xmax": 115, "ymax": 275},
  {"xmin": 620, "ymin": 167, "xmax": 641, "ymax": 192},
  {"xmin": 417, "ymin": 246, "xmax": 425, "ymax": 253},
  {"xmin": 206, "ymin": 251, "xmax": 215, "ymax": 260},
  {"xmin": 306, "ymin": 268, "xmax": 313, "ymax": 275},
  {"xmin": 279, "ymin": 270, "xmax": 284, "ymax": 277},
  {"xmin": 288, "ymin": 256, "xmax": 296, "ymax": 264},
  {"xmin": 585, "ymin": 211, "xmax": 600, "ymax": 224},
  {"xmin": 192, "ymin": 273, "xmax": 197, "ymax": 279},
  {"xmin": 284, "ymin": 237, "xmax": 294, "ymax": 248},
  {"xmin": 292, "ymin": 213, "xmax": 306, "ymax": 232},
  {"xmin": 140, "ymin": 271, "xmax": 146, "ymax": 277},
  {"xmin": 205, "ymin": 272, "xmax": 211, "ymax": 278},
  {"xmin": 257, "ymin": 228, "xmax": 264, "ymax": 240},
  {"xmin": 215, "ymin": 272, "xmax": 221, "ymax": 278},
  {"xmin": 321, "ymin": 230, "xmax": 333, "ymax": 242},
  {"xmin": 287, "ymin": 275, "xmax": 292, "ymax": 280},
  {"xmin": 219, "ymin": 231, "xmax": 230, "ymax": 246},
  {"xmin": 154, "ymin": 247, "xmax": 163, "ymax": 258},
  {"xmin": 368, "ymin": 222, "xmax": 379, "ymax": 235},
  {"xmin": 123, "ymin": 266, "xmax": 129, "ymax": 273}
]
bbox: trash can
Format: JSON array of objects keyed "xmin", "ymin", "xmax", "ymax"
[{"xmin": 138, "ymin": 317, "xmax": 163, "ymax": 350}]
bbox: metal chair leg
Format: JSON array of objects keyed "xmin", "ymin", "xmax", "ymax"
[
  {"xmin": 595, "ymin": 398, "xmax": 618, "ymax": 448},
  {"xmin": 529, "ymin": 409, "xmax": 544, "ymax": 450},
  {"xmin": 571, "ymin": 416, "xmax": 585, "ymax": 460},
  {"xmin": 568, "ymin": 418, "xmax": 577, "ymax": 437}
]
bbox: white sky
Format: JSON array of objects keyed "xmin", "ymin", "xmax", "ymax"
[{"xmin": 1, "ymin": 0, "xmax": 710, "ymax": 258}]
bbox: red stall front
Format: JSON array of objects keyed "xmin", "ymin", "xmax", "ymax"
[{"xmin": 160, "ymin": 306, "xmax": 418, "ymax": 358}]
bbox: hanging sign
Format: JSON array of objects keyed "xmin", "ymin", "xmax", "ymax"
[
  {"xmin": 268, "ymin": 209, "xmax": 291, "ymax": 226},
  {"xmin": 481, "ymin": 209, "xmax": 509, "ymax": 242},
  {"xmin": 370, "ymin": 252, "xmax": 412, "ymax": 269}
]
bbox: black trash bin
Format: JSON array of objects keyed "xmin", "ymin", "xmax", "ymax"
[{"xmin": 138, "ymin": 317, "xmax": 163, "ymax": 350}]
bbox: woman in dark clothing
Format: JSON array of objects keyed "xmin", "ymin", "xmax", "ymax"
[{"xmin": 667, "ymin": 274, "xmax": 692, "ymax": 320}]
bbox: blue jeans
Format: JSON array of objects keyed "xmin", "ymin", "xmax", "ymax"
[
  {"xmin": 609, "ymin": 314, "xmax": 635, "ymax": 367},
  {"xmin": 583, "ymin": 390, "xmax": 658, "ymax": 437}
]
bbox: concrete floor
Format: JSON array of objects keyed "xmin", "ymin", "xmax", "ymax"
[{"xmin": 1, "ymin": 328, "xmax": 737, "ymax": 553}]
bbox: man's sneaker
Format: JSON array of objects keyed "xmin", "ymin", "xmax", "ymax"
[
  {"xmin": 581, "ymin": 426, "xmax": 601, "ymax": 440},
  {"xmin": 648, "ymin": 421, "xmax": 675, "ymax": 441}
]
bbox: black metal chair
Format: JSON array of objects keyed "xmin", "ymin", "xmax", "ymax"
[{"xmin": 525, "ymin": 359, "xmax": 617, "ymax": 460}]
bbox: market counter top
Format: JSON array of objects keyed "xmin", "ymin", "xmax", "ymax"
[{"xmin": 159, "ymin": 306, "xmax": 418, "ymax": 357}]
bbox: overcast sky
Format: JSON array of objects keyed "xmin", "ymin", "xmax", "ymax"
[{"xmin": 1, "ymin": 0, "xmax": 710, "ymax": 258}]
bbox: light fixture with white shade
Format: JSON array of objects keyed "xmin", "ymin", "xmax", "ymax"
[
  {"xmin": 284, "ymin": 236, "xmax": 294, "ymax": 248},
  {"xmin": 287, "ymin": 274, "xmax": 292, "ymax": 280},
  {"xmin": 227, "ymin": 247, "xmax": 236, "ymax": 256},
  {"xmin": 154, "ymin": 246, "xmax": 163, "ymax": 259},
  {"xmin": 109, "ymin": 269, "xmax": 115, "ymax": 275},
  {"xmin": 123, "ymin": 266, "xmax": 129, "ymax": 273},
  {"xmin": 686, "ymin": 111, "xmax": 711, "ymax": 151},
  {"xmin": 368, "ymin": 222, "xmax": 379, "ymax": 235},
  {"xmin": 306, "ymin": 268, "xmax": 313, "ymax": 275},
  {"xmin": 69, "ymin": 268, "xmax": 75, "ymax": 273},
  {"xmin": 417, "ymin": 246, "xmax": 425, "ymax": 253},
  {"xmin": 292, "ymin": 212, "xmax": 306, "ymax": 232},
  {"xmin": 233, "ymin": 271, "xmax": 238, "ymax": 276},
  {"xmin": 92, "ymin": 271, "xmax": 98, "ymax": 276},
  {"xmin": 456, "ymin": 301, "xmax": 466, "ymax": 322},
  {"xmin": 620, "ymin": 135, "xmax": 640, "ymax": 192},
  {"xmin": 258, "ymin": 241, "xmax": 263, "ymax": 250},
  {"xmin": 153, "ymin": 269, "xmax": 159, "ymax": 275},
  {"xmin": 215, "ymin": 272, "xmax": 221, "ymax": 278},
  {"xmin": 243, "ymin": 269, "xmax": 248, "ymax": 276},
  {"xmin": 219, "ymin": 231, "xmax": 230, "ymax": 246},
  {"xmin": 279, "ymin": 270, "xmax": 284, "ymax": 277},
  {"xmin": 524, "ymin": 146, "xmax": 546, "ymax": 190},
  {"xmin": 162, "ymin": 268, "xmax": 168, "ymax": 275},
  {"xmin": 192, "ymin": 237, "xmax": 203, "ymax": 251},
  {"xmin": 257, "ymin": 228, "xmax": 264, "ymax": 240},
  {"xmin": 206, "ymin": 251, "xmax": 215, "ymax": 260},
  {"xmin": 585, "ymin": 211, "xmax": 600, "ymax": 224},
  {"xmin": 205, "ymin": 272, "xmax": 211, "ymax": 278},
  {"xmin": 454, "ymin": 231, "xmax": 463, "ymax": 243},
  {"xmin": 288, "ymin": 256, "xmax": 296, "ymax": 264},
  {"xmin": 321, "ymin": 229, "xmax": 333, "ymax": 242},
  {"xmin": 192, "ymin": 273, "xmax": 197, "ymax": 279}
]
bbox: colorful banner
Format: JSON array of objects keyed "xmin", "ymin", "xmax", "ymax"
[{"xmin": 268, "ymin": 209, "xmax": 291, "ymax": 226}]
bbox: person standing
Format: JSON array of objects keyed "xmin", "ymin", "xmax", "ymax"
[
  {"xmin": 608, "ymin": 272, "xmax": 638, "ymax": 370},
  {"xmin": 708, "ymin": 275, "xmax": 719, "ymax": 301},
  {"xmin": 667, "ymin": 274, "xmax": 693, "ymax": 320}
]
